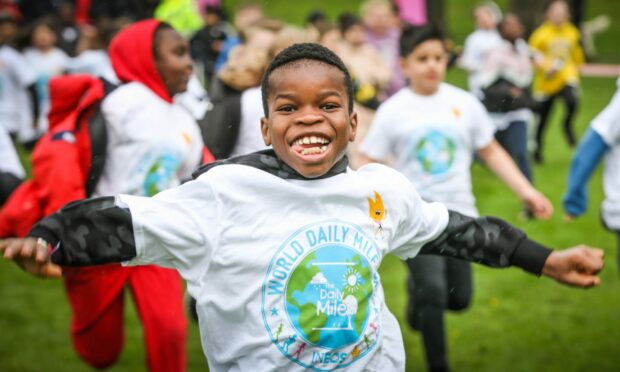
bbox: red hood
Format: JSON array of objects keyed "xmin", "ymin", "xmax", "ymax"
[
  {"xmin": 108, "ymin": 19, "xmax": 172, "ymax": 103},
  {"xmin": 47, "ymin": 74, "xmax": 104, "ymax": 131}
]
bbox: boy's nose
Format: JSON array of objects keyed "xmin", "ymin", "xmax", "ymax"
[{"xmin": 294, "ymin": 110, "xmax": 323, "ymax": 125}]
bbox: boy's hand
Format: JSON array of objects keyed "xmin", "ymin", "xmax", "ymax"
[
  {"xmin": 542, "ymin": 246, "xmax": 604, "ymax": 287},
  {"xmin": 0, "ymin": 238, "xmax": 62, "ymax": 278},
  {"xmin": 521, "ymin": 189, "xmax": 554, "ymax": 220}
]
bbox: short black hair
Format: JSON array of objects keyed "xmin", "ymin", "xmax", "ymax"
[
  {"xmin": 338, "ymin": 12, "xmax": 362, "ymax": 34},
  {"xmin": 260, "ymin": 43, "xmax": 354, "ymax": 117},
  {"xmin": 399, "ymin": 24, "xmax": 445, "ymax": 58},
  {"xmin": 204, "ymin": 5, "xmax": 223, "ymax": 17},
  {"xmin": 306, "ymin": 9, "xmax": 327, "ymax": 25}
]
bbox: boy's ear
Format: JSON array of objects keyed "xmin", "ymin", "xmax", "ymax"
[
  {"xmin": 260, "ymin": 117, "xmax": 271, "ymax": 146},
  {"xmin": 349, "ymin": 111, "xmax": 358, "ymax": 142}
]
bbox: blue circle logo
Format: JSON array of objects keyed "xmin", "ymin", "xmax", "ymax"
[{"xmin": 262, "ymin": 221, "xmax": 382, "ymax": 370}]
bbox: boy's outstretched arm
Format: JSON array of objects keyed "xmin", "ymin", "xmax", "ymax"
[
  {"xmin": 2, "ymin": 181, "xmax": 213, "ymax": 278},
  {"xmin": 420, "ymin": 210, "xmax": 604, "ymax": 287},
  {"xmin": 1, "ymin": 196, "xmax": 136, "ymax": 277},
  {"xmin": 477, "ymin": 140, "xmax": 553, "ymax": 219}
]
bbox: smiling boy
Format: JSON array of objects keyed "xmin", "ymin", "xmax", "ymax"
[{"xmin": 1, "ymin": 43, "xmax": 604, "ymax": 372}]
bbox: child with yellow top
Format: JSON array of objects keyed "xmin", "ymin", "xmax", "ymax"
[{"xmin": 529, "ymin": 0, "xmax": 585, "ymax": 163}]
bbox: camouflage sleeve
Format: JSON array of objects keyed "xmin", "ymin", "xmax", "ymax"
[
  {"xmin": 419, "ymin": 210, "xmax": 553, "ymax": 275},
  {"xmin": 28, "ymin": 196, "xmax": 136, "ymax": 266}
]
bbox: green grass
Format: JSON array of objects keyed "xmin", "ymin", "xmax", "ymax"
[{"xmin": 2, "ymin": 1, "xmax": 620, "ymax": 371}]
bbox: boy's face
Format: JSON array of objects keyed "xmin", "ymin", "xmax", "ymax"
[
  {"xmin": 400, "ymin": 39, "xmax": 447, "ymax": 96},
  {"xmin": 261, "ymin": 61, "xmax": 357, "ymax": 178}
]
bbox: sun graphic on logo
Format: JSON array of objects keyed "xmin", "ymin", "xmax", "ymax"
[{"xmin": 343, "ymin": 267, "xmax": 362, "ymax": 294}]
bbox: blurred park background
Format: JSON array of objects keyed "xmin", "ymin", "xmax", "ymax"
[{"xmin": 1, "ymin": 0, "xmax": 619, "ymax": 371}]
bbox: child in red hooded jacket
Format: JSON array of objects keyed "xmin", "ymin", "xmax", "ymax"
[{"xmin": 15, "ymin": 20, "xmax": 203, "ymax": 371}]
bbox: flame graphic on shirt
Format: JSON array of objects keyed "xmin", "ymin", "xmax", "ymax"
[{"xmin": 367, "ymin": 191, "xmax": 386, "ymax": 237}]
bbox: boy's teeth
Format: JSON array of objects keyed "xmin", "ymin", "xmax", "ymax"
[
  {"xmin": 293, "ymin": 136, "xmax": 329, "ymax": 146},
  {"xmin": 300, "ymin": 145, "xmax": 328, "ymax": 155}
]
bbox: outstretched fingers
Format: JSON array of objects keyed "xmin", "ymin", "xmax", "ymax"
[
  {"xmin": 0, "ymin": 238, "xmax": 61, "ymax": 278},
  {"xmin": 1, "ymin": 238, "xmax": 29, "ymax": 260}
]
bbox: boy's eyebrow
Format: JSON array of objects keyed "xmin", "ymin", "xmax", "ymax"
[
  {"xmin": 273, "ymin": 90, "xmax": 343, "ymax": 101},
  {"xmin": 316, "ymin": 90, "xmax": 344, "ymax": 99},
  {"xmin": 273, "ymin": 93, "xmax": 298, "ymax": 101}
]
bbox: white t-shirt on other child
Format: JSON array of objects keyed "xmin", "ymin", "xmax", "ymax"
[
  {"xmin": 0, "ymin": 45, "xmax": 36, "ymax": 134},
  {"xmin": 0, "ymin": 125, "xmax": 25, "ymax": 178},
  {"xmin": 459, "ymin": 29, "xmax": 502, "ymax": 98},
  {"xmin": 121, "ymin": 162, "xmax": 448, "ymax": 371},
  {"xmin": 360, "ymin": 83, "xmax": 496, "ymax": 217},
  {"xmin": 95, "ymin": 82, "xmax": 204, "ymax": 197},
  {"xmin": 23, "ymin": 47, "xmax": 68, "ymax": 139},
  {"xmin": 591, "ymin": 82, "xmax": 620, "ymax": 229}
]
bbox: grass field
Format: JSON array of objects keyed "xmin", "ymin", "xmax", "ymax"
[{"xmin": 1, "ymin": 1, "xmax": 620, "ymax": 371}]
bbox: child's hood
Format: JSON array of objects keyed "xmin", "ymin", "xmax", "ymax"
[{"xmin": 108, "ymin": 19, "xmax": 172, "ymax": 103}]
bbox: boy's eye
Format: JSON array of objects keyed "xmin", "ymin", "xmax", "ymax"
[
  {"xmin": 277, "ymin": 105, "xmax": 296, "ymax": 112},
  {"xmin": 321, "ymin": 103, "xmax": 340, "ymax": 110}
]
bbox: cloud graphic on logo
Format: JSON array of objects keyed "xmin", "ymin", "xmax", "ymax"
[{"xmin": 310, "ymin": 272, "xmax": 328, "ymax": 285}]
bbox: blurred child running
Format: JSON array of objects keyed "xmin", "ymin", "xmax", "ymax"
[
  {"xmin": 459, "ymin": 2, "xmax": 502, "ymax": 98},
  {"xmin": 478, "ymin": 14, "xmax": 537, "ymax": 183},
  {"xmin": 564, "ymin": 77, "xmax": 620, "ymax": 275},
  {"xmin": 1, "ymin": 19, "xmax": 205, "ymax": 371},
  {"xmin": 22, "ymin": 17, "xmax": 68, "ymax": 141},
  {"xmin": 529, "ymin": 0, "xmax": 585, "ymax": 163},
  {"xmin": 360, "ymin": 26, "xmax": 553, "ymax": 372},
  {"xmin": 0, "ymin": 12, "xmax": 40, "ymax": 144}
]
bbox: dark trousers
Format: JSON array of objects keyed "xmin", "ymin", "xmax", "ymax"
[
  {"xmin": 406, "ymin": 255, "xmax": 472, "ymax": 372},
  {"xmin": 534, "ymin": 85, "xmax": 579, "ymax": 161},
  {"xmin": 495, "ymin": 120, "xmax": 532, "ymax": 182}
]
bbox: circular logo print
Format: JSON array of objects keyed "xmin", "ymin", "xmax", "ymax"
[
  {"xmin": 262, "ymin": 221, "xmax": 382, "ymax": 370},
  {"xmin": 410, "ymin": 130, "xmax": 456, "ymax": 175}
]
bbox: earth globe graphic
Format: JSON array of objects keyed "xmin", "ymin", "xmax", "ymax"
[
  {"xmin": 412, "ymin": 130, "xmax": 456, "ymax": 175},
  {"xmin": 143, "ymin": 154, "xmax": 180, "ymax": 196},
  {"xmin": 284, "ymin": 245, "xmax": 374, "ymax": 350}
]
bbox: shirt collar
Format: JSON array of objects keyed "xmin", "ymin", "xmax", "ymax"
[{"xmin": 192, "ymin": 149, "xmax": 349, "ymax": 180}]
